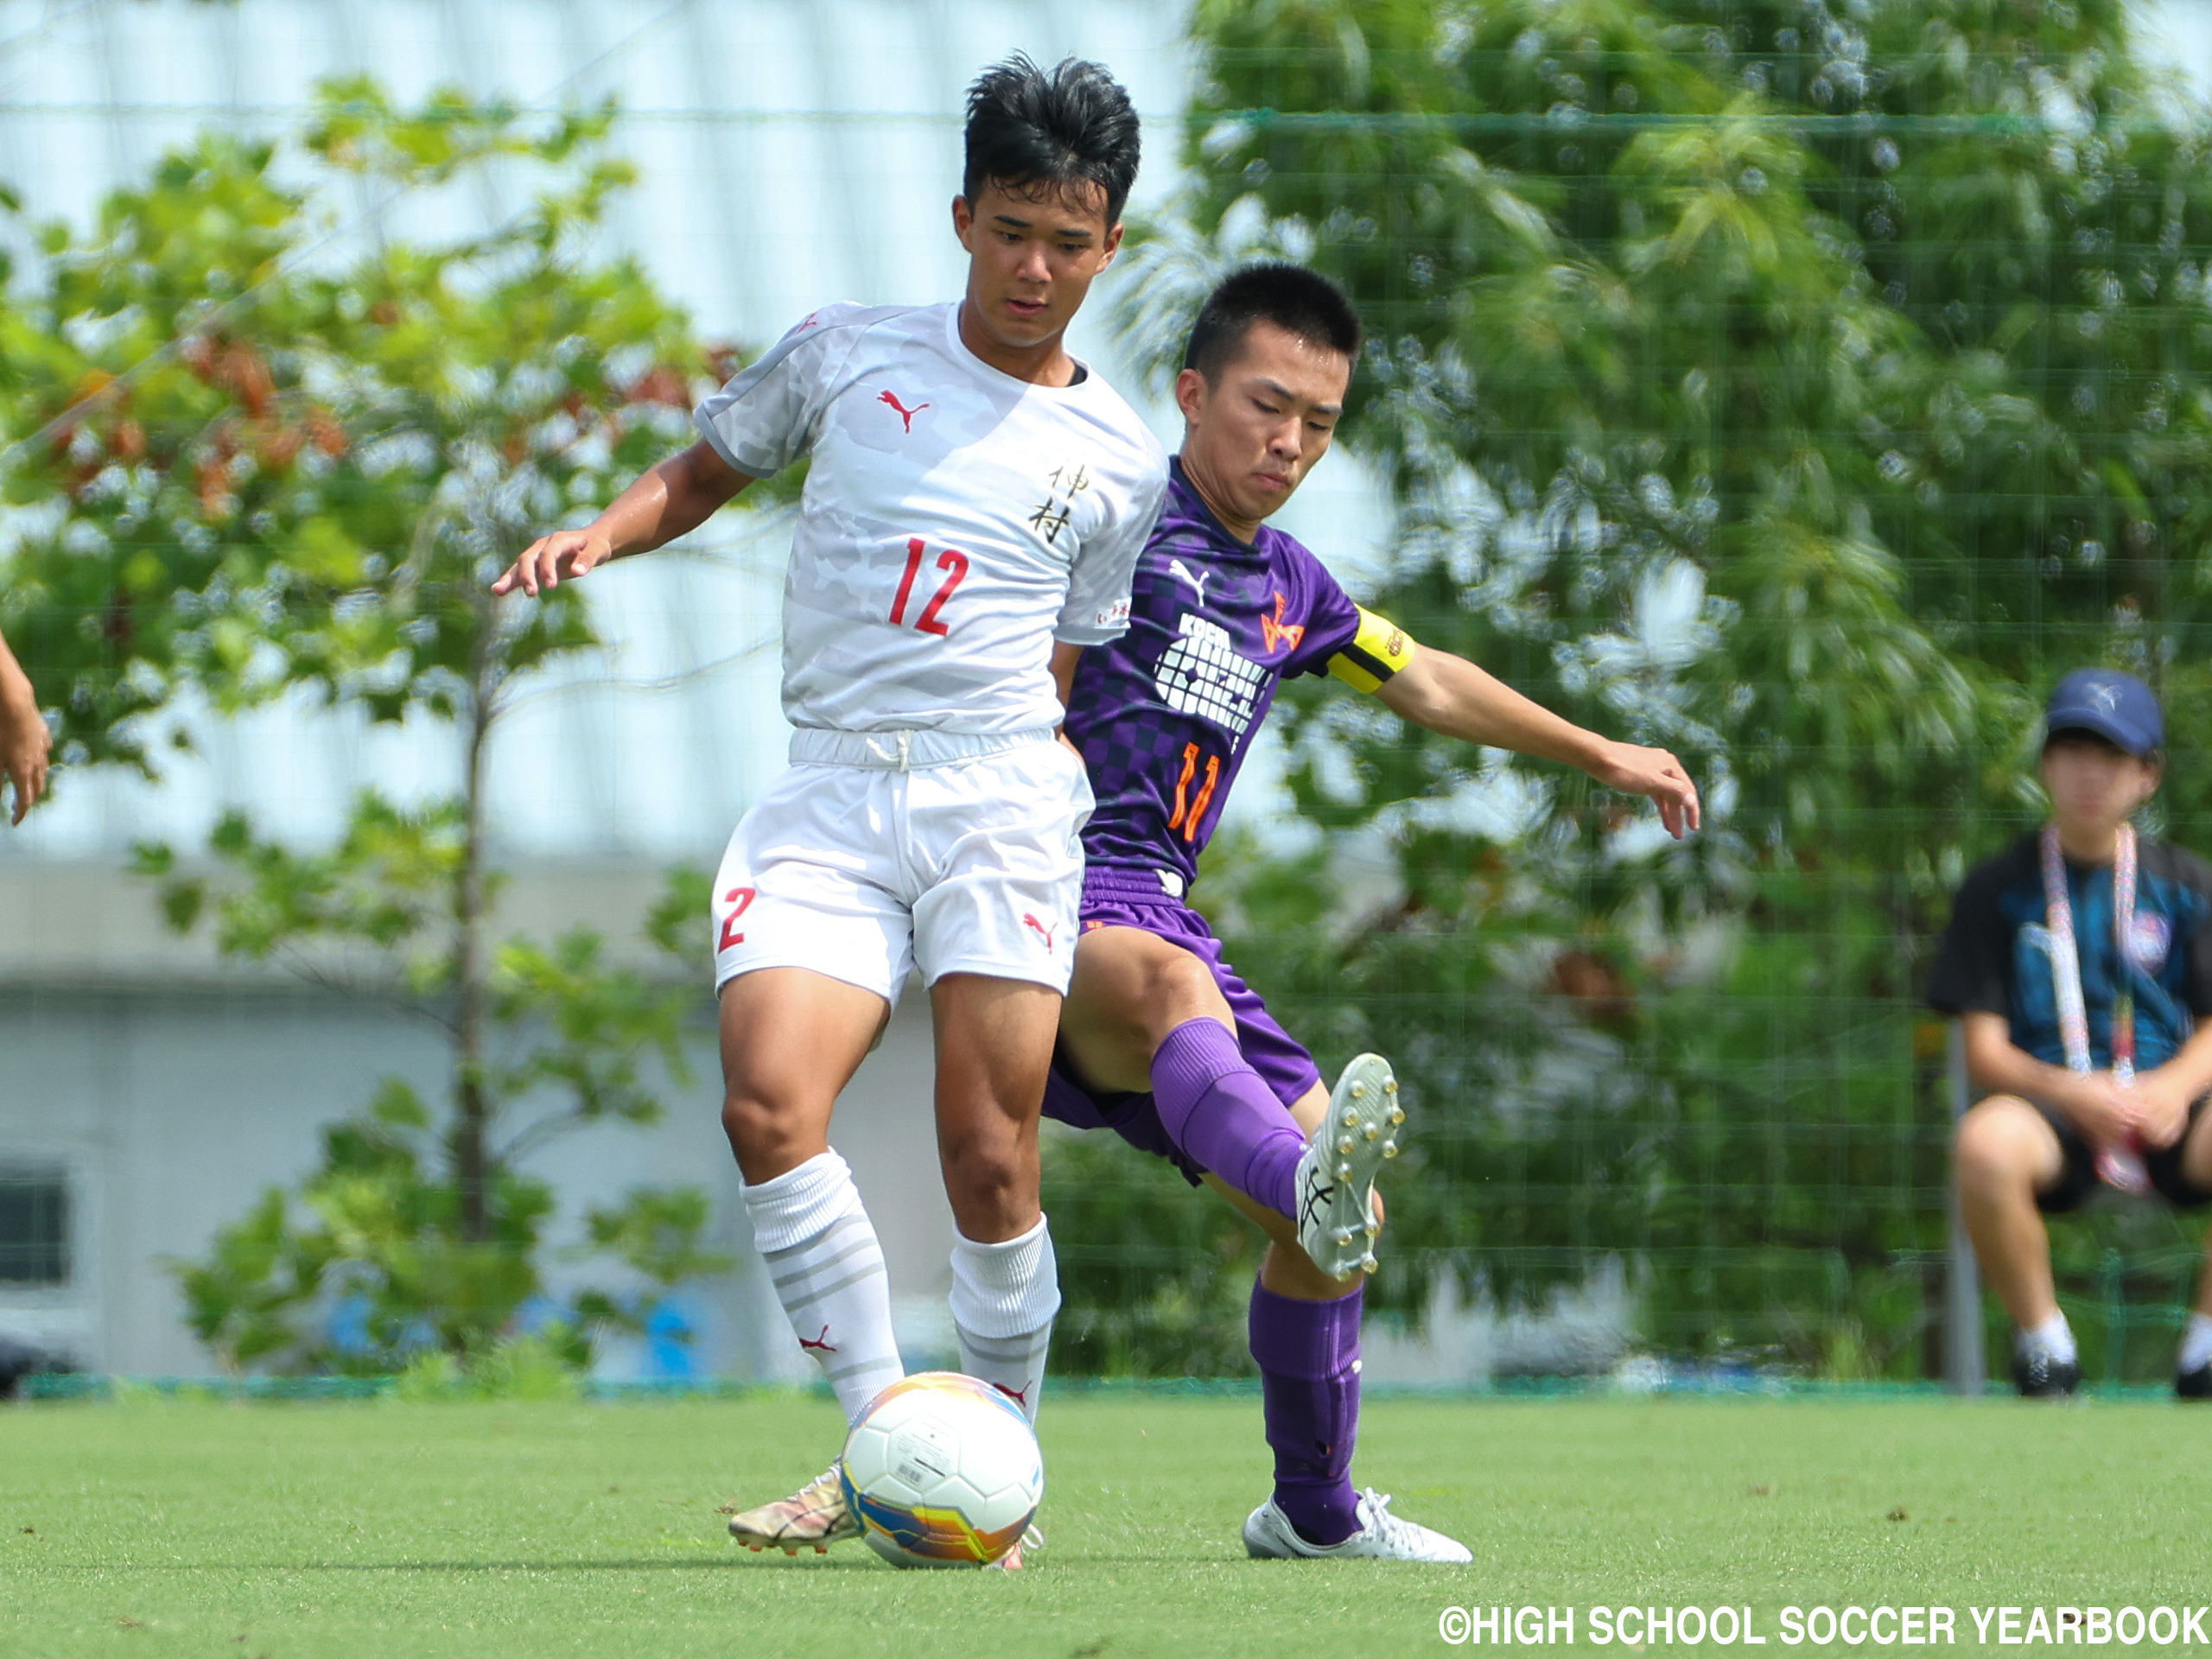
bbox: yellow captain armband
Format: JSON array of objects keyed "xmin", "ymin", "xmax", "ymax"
[{"xmin": 1325, "ymin": 607, "xmax": 1419, "ymax": 694}]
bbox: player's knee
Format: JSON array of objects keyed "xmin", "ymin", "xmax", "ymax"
[
  {"xmin": 1142, "ymin": 950, "xmax": 1230, "ymax": 1042},
  {"xmin": 938, "ymin": 1137, "xmax": 1026, "ymax": 1224},
  {"xmin": 721, "ymin": 1090, "xmax": 798, "ymax": 1170},
  {"xmin": 1954, "ymin": 1098, "xmax": 2039, "ymax": 1189}
]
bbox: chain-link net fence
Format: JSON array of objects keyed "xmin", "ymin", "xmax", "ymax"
[
  {"xmin": 6, "ymin": 0, "xmax": 2212, "ymax": 1388},
  {"xmin": 1050, "ymin": 0, "xmax": 2212, "ymax": 1388}
]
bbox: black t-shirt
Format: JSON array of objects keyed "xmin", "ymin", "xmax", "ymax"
[{"xmin": 1926, "ymin": 831, "xmax": 2212, "ymax": 1070}]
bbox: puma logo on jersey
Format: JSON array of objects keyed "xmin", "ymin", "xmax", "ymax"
[
  {"xmin": 1168, "ymin": 557, "xmax": 1211, "ymax": 602},
  {"xmin": 879, "ymin": 390, "xmax": 931, "ymax": 433},
  {"xmin": 1259, "ymin": 591, "xmax": 1305, "ymax": 655},
  {"xmin": 1022, "ymin": 913, "xmax": 1057, "ymax": 952},
  {"xmin": 798, "ymin": 1325, "xmax": 837, "ymax": 1353}
]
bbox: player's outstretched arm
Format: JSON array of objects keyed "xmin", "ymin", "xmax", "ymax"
[
  {"xmin": 0, "ymin": 626, "xmax": 50, "ymax": 825},
  {"xmin": 1374, "ymin": 645, "xmax": 1700, "ymax": 839},
  {"xmin": 492, "ymin": 441, "xmax": 754, "ymax": 596}
]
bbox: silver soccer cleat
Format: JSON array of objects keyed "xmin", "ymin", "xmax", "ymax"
[{"xmin": 1292, "ymin": 1053, "xmax": 1405, "ymax": 1278}]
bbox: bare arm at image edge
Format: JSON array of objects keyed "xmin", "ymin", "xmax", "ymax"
[{"xmin": 0, "ymin": 626, "xmax": 50, "ymax": 825}]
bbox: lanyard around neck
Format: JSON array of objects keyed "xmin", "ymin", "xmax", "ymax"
[{"xmin": 2040, "ymin": 821, "xmax": 2137, "ymax": 1081}]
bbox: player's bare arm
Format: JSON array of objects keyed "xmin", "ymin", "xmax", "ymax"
[
  {"xmin": 1959, "ymin": 1009, "xmax": 2135, "ymax": 1147},
  {"xmin": 491, "ymin": 440, "xmax": 753, "ymax": 596},
  {"xmin": 2123, "ymin": 1021, "xmax": 2212, "ymax": 1148},
  {"xmin": 0, "ymin": 626, "xmax": 49, "ymax": 824},
  {"xmin": 1375, "ymin": 646, "xmax": 1700, "ymax": 839},
  {"xmin": 1051, "ymin": 643, "xmax": 1084, "ymax": 718}
]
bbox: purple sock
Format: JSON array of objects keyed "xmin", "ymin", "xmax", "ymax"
[
  {"xmin": 1150, "ymin": 1018, "xmax": 1305, "ymax": 1218},
  {"xmin": 1249, "ymin": 1278, "xmax": 1363, "ymax": 1547}
]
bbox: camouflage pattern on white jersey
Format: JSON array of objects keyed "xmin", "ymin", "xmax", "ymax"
[{"xmin": 695, "ymin": 302, "xmax": 1167, "ymax": 734}]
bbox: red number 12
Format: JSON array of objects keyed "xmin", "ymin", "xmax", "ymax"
[
  {"xmin": 890, "ymin": 537, "xmax": 969, "ymax": 636},
  {"xmin": 719, "ymin": 887, "xmax": 756, "ymax": 951}
]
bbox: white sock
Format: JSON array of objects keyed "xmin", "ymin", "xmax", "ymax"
[
  {"xmin": 742, "ymin": 1151, "xmax": 903, "ymax": 1425},
  {"xmin": 2179, "ymin": 1313, "xmax": 2212, "ymax": 1375},
  {"xmin": 2017, "ymin": 1310, "xmax": 2076, "ymax": 1366},
  {"xmin": 949, "ymin": 1214, "xmax": 1060, "ymax": 1423}
]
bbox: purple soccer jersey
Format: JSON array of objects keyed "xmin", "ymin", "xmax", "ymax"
[
  {"xmin": 1051, "ymin": 460, "xmax": 1413, "ymax": 1551},
  {"xmin": 1065, "ymin": 459, "xmax": 1366, "ymax": 888},
  {"xmin": 1048, "ymin": 458, "xmax": 1416, "ymax": 1160}
]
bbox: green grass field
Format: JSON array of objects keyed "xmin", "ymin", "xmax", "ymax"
[{"xmin": 2, "ymin": 1392, "xmax": 2205, "ymax": 1657}]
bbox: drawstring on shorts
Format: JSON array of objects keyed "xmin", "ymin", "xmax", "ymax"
[{"xmin": 864, "ymin": 731, "xmax": 916, "ymax": 771}]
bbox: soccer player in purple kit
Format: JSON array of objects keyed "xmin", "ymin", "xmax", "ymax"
[{"xmin": 1046, "ymin": 264, "xmax": 1701, "ymax": 1560}]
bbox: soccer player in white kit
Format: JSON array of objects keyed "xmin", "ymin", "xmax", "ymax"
[{"xmin": 492, "ymin": 58, "xmax": 1164, "ymax": 1560}]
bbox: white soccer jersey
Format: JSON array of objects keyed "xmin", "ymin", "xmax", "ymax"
[{"xmin": 695, "ymin": 301, "xmax": 1167, "ymax": 734}]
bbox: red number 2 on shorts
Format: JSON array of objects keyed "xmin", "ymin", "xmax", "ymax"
[
  {"xmin": 719, "ymin": 886, "xmax": 756, "ymax": 951},
  {"xmin": 890, "ymin": 537, "xmax": 969, "ymax": 636}
]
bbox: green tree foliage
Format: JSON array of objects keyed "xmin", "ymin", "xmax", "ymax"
[
  {"xmin": 0, "ymin": 80, "xmax": 746, "ymax": 1372},
  {"xmin": 148, "ymin": 825, "xmax": 726, "ymax": 1375},
  {"xmin": 1064, "ymin": 0, "xmax": 2212, "ymax": 1378},
  {"xmin": 0, "ymin": 77, "xmax": 728, "ymax": 770}
]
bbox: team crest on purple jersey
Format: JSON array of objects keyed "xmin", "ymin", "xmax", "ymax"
[{"xmin": 1065, "ymin": 460, "xmax": 1365, "ymax": 887}]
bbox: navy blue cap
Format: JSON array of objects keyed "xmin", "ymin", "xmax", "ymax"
[{"xmin": 2045, "ymin": 668, "xmax": 2163, "ymax": 757}]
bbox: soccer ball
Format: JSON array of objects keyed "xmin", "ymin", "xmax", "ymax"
[{"xmin": 838, "ymin": 1371, "xmax": 1043, "ymax": 1567}]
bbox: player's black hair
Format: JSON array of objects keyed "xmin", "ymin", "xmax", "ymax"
[
  {"xmin": 1183, "ymin": 264, "xmax": 1364, "ymax": 384},
  {"xmin": 963, "ymin": 55, "xmax": 1141, "ymax": 227}
]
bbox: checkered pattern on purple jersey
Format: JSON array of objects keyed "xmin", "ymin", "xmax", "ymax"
[{"xmin": 1065, "ymin": 459, "xmax": 1363, "ymax": 887}]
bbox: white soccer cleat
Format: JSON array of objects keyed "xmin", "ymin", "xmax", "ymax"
[
  {"xmin": 723, "ymin": 1462, "xmax": 856, "ymax": 1554},
  {"xmin": 1294, "ymin": 1052, "xmax": 1402, "ymax": 1278},
  {"xmin": 1243, "ymin": 1489, "xmax": 1472, "ymax": 1563}
]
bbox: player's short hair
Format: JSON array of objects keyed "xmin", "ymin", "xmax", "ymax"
[
  {"xmin": 1183, "ymin": 264, "xmax": 1364, "ymax": 385},
  {"xmin": 963, "ymin": 55, "xmax": 1141, "ymax": 227}
]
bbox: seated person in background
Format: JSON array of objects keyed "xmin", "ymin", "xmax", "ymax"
[
  {"xmin": 0, "ymin": 625, "xmax": 48, "ymax": 824},
  {"xmin": 1929, "ymin": 669, "xmax": 2212, "ymax": 1397}
]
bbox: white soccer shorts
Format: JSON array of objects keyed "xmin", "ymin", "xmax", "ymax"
[{"xmin": 709, "ymin": 728, "xmax": 1090, "ymax": 1003}]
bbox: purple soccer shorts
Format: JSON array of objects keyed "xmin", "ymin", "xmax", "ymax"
[{"xmin": 1043, "ymin": 867, "xmax": 1325, "ymax": 1185}]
